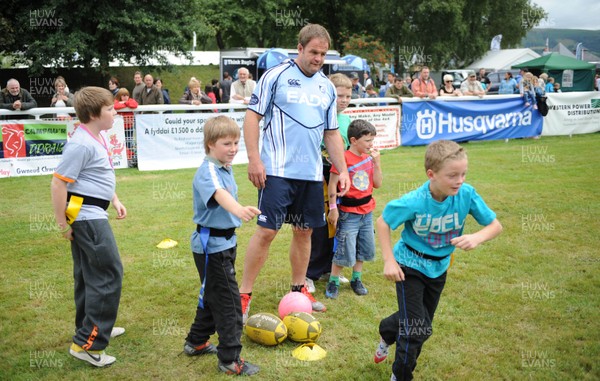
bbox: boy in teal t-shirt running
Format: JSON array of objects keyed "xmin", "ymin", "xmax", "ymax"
[{"xmin": 375, "ymin": 140, "xmax": 503, "ymax": 380}]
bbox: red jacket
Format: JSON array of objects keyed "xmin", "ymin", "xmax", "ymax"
[{"xmin": 114, "ymin": 99, "xmax": 138, "ymax": 129}]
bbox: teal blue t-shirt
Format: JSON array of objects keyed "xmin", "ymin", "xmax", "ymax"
[{"xmin": 382, "ymin": 181, "xmax": 496, "ymax": 278}]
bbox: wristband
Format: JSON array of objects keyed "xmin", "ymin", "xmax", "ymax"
[
  {"xmin": 329, "ymin": 203, "xmax": 337, "ymax": 210},
  {"xmin": 58, "ymin": 224, "xmax": 72, "ymax": 234}
]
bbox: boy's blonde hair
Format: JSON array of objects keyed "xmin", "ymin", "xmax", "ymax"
[
  {"xmin": 73, "ymin": 86, "xmax": 113, "ymax": 123},
  {"xmin": 425, "ymin": 140, "xmax": 467, "ymax": 172},
  {"xmin": 204, "ymin": 116, "xmax": 240, "ymax": 154},
  {"xmin": 329, "ymin": 73, "xmax": 352, "ymax": 89}
]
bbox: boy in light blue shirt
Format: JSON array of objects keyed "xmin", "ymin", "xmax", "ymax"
[
  {"xmin": 374, "ymin": 140, "xmax": 503, "ymax": 380},
  {"xmin": 184, "ymin": 116, "xmax": 261, "ymax": 376}
]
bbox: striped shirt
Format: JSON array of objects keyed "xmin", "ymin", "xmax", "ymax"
[{"xmin": 248, "ymin": 60, "xmax": 337, "ymax": 181}]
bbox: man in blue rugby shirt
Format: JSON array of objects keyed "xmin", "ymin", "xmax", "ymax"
[{"xmin": 239, "ymin": 24, "xmax": 350, "ymax": 322}]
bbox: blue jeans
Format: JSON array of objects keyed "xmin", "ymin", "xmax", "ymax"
[{"xmin": 332, "ymin": 211, "xmax": 375, "ymax": 267}]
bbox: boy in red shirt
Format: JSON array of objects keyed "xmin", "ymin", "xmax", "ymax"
[{"xmin": 325, "ymin": 119, "xmax": 382, "ymax": 298}]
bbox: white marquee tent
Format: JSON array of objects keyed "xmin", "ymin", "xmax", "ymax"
[{"xmin": 467, "ymin": 48, "xmax": 541, "ymax": 71}]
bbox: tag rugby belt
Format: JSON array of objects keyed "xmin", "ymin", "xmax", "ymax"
[
  {"xmin": 339, "ymin": 195, "xmax": 372, "ymax": 207},
  {"xmin": 196, "ymin": 225, "xmax": 235, "ymax": 240},
  {"xmin": 67, "ymin": 192, "xmax": 110, "ymax": 210}
]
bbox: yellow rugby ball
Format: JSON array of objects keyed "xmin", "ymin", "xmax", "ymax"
[
  {"xmin": 245, "ymin": 313, "xmax": 287, "ymax": 346},
  {"xmin": 283, "ymin": 311, "xmax": 322, "ymax": 343}
]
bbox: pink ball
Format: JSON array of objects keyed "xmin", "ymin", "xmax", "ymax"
[{"xmin": 278, "ymin": 291, "xmax": 312, "ymax": 319}]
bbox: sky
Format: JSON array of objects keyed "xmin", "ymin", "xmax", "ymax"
[{"xmin": 532, "ymin": 0, "xmax": 600, "ymax": 30}]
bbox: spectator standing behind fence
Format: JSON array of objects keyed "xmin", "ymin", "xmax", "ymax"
[
  {"xmin": 498, "ymin": 72, "xmax": 517, "ymax": 95},
  {"xmin": 363, "ymin": 72, "xmax": 373, "ymax": 90},
  {"xmin": 136, "ymin": 74, "xmax": 164, "ymax": 108},
  {"xmin": 108, "ymin": 77, "xmax": 120, "ymax": 98},
  {"xmin": 411, "ymin": 67, "xmax": 437, "ymax": 99},
  {"xmin": 154, "ymin": 78, "xmax": 171, "ymax": 105},
  {"xmin": 439, "ymin": 74, "xmax": 462, "ymax": 97},
  {"xmin": 460, "ymin": 71, "xmax": 485, "ymax": 98},
  {"xmin": 521, "ymin": 72, "xmax": 537, "ymax": 109},
  {"xmin": 114, "ymin": 88, "xmax": 138, "ymax": 165},
  {"xmin": 131, "ymin": 71, "xmax": 144, "ymax": 101},
  {"xmin": 220, "ymin": 72, "xmax": 233, "ymax": 104},
  {"xmin": 385, "ymin": 77, "xmax": 413, "ymax": 103},
  {"xmin": 230, "ymin": 68, "xmax": 256, "ymax": 105},
  {"xmin": 51, "ymin": 77, "xmax": 74, "ymax": 119},
  {"xmin": 476, "ymin": 68, "xmax": 491, "ymax": 93},
  {"xmin": 1, "ymin": 78, "xmax": 38, "ymax": 113},
  {"xmin": 179, "ymin": 78, "xmax": 213, "ymax": 108},
  {"xmin": 211, "ymin": 79, "xmax": 221, "ymax": 103},
  {"xmin": 205, "ymin": 85, "xmax": 218, "ymax": 113},
  {"xmin": 350, "ymin": 72, "xmax": 363, "ymax": 99},
  {"xmin": 545, "ymin": 77, "xmax": 555, "ymax": 94}
]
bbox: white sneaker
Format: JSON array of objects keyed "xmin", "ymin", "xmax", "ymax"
[
  {"xmin": 305, "ymin": 278, "xmax": 316, "ymax": 293},
  {"xmin": 69, "ymin": 343, "xmax": 116, "ymax": 367},
  {"xmin": 110, "ymin": 327, "xmax": 125, "ymax": 338},
  {"xmin": 374, "ymin": 337, "xmax": 390, "ymax": 363},
  {"xmin": 339, "ymin": 275, "xmax": 350, "ymax": 284},
  {"xmin": 391, "ymin": 374, "xmax": 397, "ymax": 381}
]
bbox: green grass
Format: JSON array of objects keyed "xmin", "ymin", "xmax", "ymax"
[{"xmin": 1, "ymin": 134, "xmax": 599, "ymax": 380}]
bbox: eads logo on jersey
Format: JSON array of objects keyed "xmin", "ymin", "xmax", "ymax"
[{"xmin": 287, "ymin": 79, "xmax": 301, "ymax": 88}]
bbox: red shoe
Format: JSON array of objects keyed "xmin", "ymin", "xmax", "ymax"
[
  {"xmin": 241, "ymin": 293, "xmax": 252, "ymax": 325},
  {"xmin": 300, "ymin": 286, "xmax": 326, "ymax": 312}
]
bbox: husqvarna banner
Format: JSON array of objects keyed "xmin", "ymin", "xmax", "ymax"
[{"xmin": 401, "ymin": 97, "xmax": 543, "ymax": 146}]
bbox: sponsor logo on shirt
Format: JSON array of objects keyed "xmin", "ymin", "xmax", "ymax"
[
  {"xmin": 249, "ymin": 94, "xmax": 259, "ymax": 106},
  {"xmin": 288, "ymin": 79, "xmax": 301, "ymax": 87}
]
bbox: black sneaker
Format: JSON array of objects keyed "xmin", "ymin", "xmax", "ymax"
[
  {"xmin": 325, "ymin": 281, "xmax": 339, "ymax": 299},
  {"xmin": 218, "ymin": 358, "xmax": 260, "ymax": 376},
  {"xmin": 351, "ymin": 279, "xmax": 368, "ymax": 295},
  {"xmin": 183, "ymin": 341, "xmax": 218, "ymax": 356}
]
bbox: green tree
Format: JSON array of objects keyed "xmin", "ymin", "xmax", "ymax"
[
  {"xmin": 2, "ymin": 0, "xmax": 210, "ymax": 75},
  {"xmin": 373, "ymin": 0, "xmax": 547, "ymax": 73}
]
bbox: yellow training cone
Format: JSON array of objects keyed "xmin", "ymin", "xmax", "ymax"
[
  {"xmin": 291, "ymin": 343, "xmax": 327, "ymax": 361},
  {"xmin": 156, "ymin": 238, "xmax": 178, "ymax": 249}
]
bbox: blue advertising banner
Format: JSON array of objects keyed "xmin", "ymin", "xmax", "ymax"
[{"xmin": 401, "ymin": 97, "xmax": 543, "ymax": 146}]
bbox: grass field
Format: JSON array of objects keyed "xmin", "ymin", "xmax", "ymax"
[{"xmin": 1, "ymin": 134, "xmax": 599, "ymax": 381}]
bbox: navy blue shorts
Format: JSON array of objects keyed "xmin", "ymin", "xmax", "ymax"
[{"xmin": 256, "ymin": 176, "xmax": 325, "ymax": 230}]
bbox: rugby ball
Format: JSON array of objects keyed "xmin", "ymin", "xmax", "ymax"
[
  {"xmin": 282, "ymin": 312, "xmax": 322, "ymax": 343},
  {"xmin": 278, "ymin": 291, "xmax": 312, "ymax": 319},
  {"xmin": 245, "ymin": 313, "xmax": 287, "ymax": 346}
]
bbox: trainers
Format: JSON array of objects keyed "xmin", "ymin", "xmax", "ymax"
[
  {"xmin": 391, "ymin": 374, "xmax": 397, "ymax": 381},
  {"xmin": 305, "ymin": 277, "xmax": 316, "ymax": 293},
  {"xmin": 319, "ymin": 273, "xmax": 349, "ymax": 284},
  {"xmin": 374, "ymin": 337, "xmax": 390, "ymax": 364},
  {"xmin": 218, "ymin": 358, "xmax": 260, "ymax": 376},
  {"xmin": 241, "ymin": 293, "xmax": 252, "ymax": 325},
  {"xmin": 325, "ymin": 281, "xmax": 339, "ymax": 299},
  {"xmin": 183, "ymin": 341, "xmax": 218, "ymax": 356},
  {"xmin": 300, "ymin": 286, "xmax": 326, "ymax": 312},
  {"xmin": 110, "ymin": 327, "xmax": 125, "ymax": 338},
  {"xmin": 351, "ymin": 279, "xmax": 368, "ymax": 295},
  {"xmin": 69, "ymin": 343, "xmax": 116, "ymax": 367}
]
